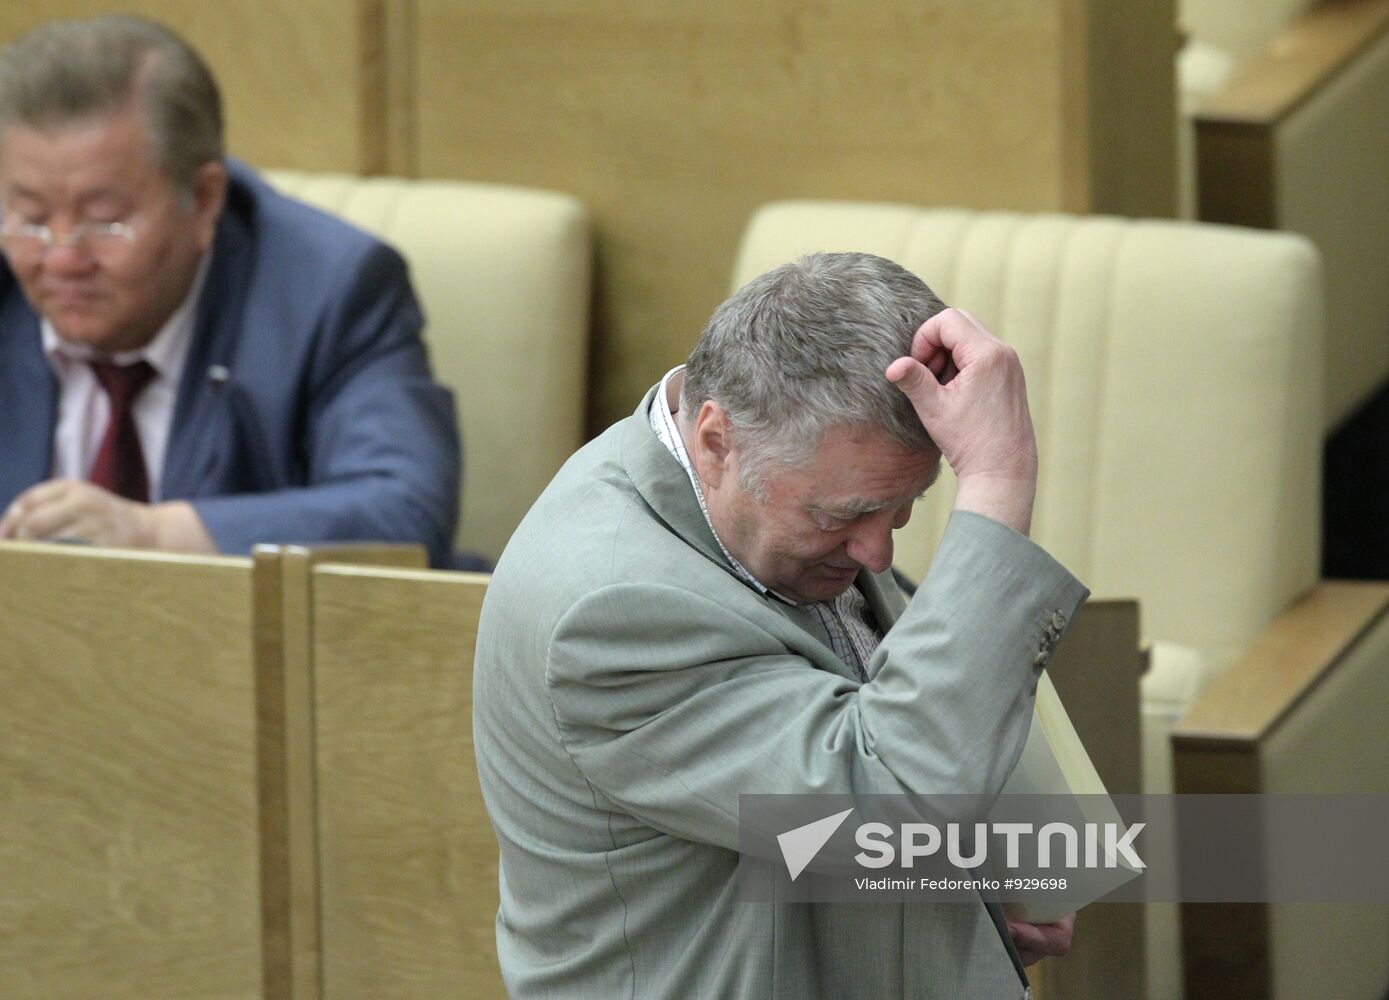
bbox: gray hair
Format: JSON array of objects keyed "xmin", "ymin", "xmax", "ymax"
[
  {"xmin": 0, "ymin": 15, "xmax": 223, "ymax": 193},
  {"xmin": 681, "ymin": 251, "xmax": 946, "ymax": 492}
]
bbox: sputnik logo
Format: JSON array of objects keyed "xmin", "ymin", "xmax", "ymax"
[{"xmin": 777, "ymin": 808, "xmax": 854, "ymax": 882}]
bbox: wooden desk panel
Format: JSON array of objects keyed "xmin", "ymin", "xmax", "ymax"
[
  {"xmin": 0, "ymin": 543, "xmax": 264, "ymax": 1000},
  {"xmin": 305, "ymin": 566, "xmax": 502, "ymax": 1000}
]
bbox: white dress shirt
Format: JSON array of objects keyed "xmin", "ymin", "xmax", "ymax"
[{"xmin": 43, "ymin": 255, "xmax": 210, "ymax": 502}]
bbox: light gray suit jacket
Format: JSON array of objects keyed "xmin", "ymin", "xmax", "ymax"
[{"xmin": 473, "ymin": 386, "xmax": 1089, "ymax": 998}]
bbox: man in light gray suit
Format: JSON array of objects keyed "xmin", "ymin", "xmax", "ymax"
[{"xmin": 474, "ymin": 252, "xmax": 1088, "ymax": 998}]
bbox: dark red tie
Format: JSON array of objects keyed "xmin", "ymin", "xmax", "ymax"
[{"xmin": 88, "ymin": 359, "xmax": 157, "ymax": 503}]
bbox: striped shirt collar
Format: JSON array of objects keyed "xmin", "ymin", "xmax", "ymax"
[{"xmin": 648, "ymin": 365, "xmax": 781, "ymax": 599}]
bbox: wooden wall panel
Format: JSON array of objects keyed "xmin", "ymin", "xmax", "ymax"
[
  {"xmin": 1072, "ymin": 1, "xmax": 1182, "ymax": 220},
  {"xmin": 0, "ymin": 1, "xmax": 382, "ymax": 173},
  {"xmin": 411, "ymin": 0, "xmax": 1175, "ymax": 431},
  {"xmin": 1, "ymin": 2, "xmax": 1179, "ymax": 434}
]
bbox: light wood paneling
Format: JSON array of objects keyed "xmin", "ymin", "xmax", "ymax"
[
  {"xmin": 1279, "ymin": 24, "xmax": 1389, "ymax": 429},
  {"xmin": 0, "ymin": 2, "xmax": 383, "ymax": 173},
  {"xmin": 410, "ymin": 0, "xmax": 1176, "ymax": 430},
  {"xmin": 1260, "ymin": 606, "xmax": 1389, "ymax": 999},
  {"xmin": 305, "ymin": 565, "xmax": 504, "ymax": 1000},
  {"xmin": 380, "ymin": 0, "xmax": 419, "ymax": 178},
  {"xmin": 0, "ymin": 543, "xmax": 267, "ymax": 1000}
]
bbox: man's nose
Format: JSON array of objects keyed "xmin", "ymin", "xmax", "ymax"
[
  {"xmin": 845, "ymin": 519, "xmax": 895, "ymax": 574},
  {"xmin": 41, "ymin": 240, "xmax": 98, "ymax": 275}
]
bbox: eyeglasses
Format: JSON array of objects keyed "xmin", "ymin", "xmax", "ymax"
[{"xmin": 0, "ymin": 219, "xmax": 136, "ymax": 254}]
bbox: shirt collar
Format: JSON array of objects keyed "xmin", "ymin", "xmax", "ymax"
[
  {"xmin": 648, "ymin": 364, "xmax": 798, "ymax": 603},
  {"xmin": 43, "ymin": 251, "xmax": 211, "ymax": 382}
]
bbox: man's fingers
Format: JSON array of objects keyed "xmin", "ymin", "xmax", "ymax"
[
  {"xmin": 910, "ymin": 328, "xmax": 949, "ymax": 370},
  {"xmin": 911, "ymin": 307, "xmax": 978, "ymax": 354},
  {"xmin": 885, "ymin": 357, "xmax": 940, "ymax": 407},
  {"xmin": 911, "ymin": 308, "xmax": 1002, "ymax": 377},
  {"xmin": 885, "ymin": 356, "xmax": 921, "ymax": 386},
  {"xmin": 1006, "ymin": 915, "xmax": 1075, "ymax": 963},
  {"xmin": 12, "ymin": 478, "xmax": 80, "ymax": 507},
  {"xmin": 10, "ymin": 491, "xmax": 83, "ymax": 541},
  {"xmin": 0, "ymin": 486, "xmax": 52, "ymax": 539},
  {"xmin": 0, "ymin": 481, "xmax": 113, "ymax": 542}
]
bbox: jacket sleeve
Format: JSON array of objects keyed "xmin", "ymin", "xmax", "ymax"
[
  {"xmin": 545, "ymin": 510, "xmax": 1089, "ymax": 851},
  {"xmin": 190, "ymin": 242, "xmax": 461, "ymax": 567}
]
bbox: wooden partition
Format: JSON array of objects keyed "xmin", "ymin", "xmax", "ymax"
[
  {"xmin": 274, "ymin": 554, "xmax": 502, "ymax": 1000},
  {"xmin": 0, "ymin": 541, "xmax": 429, "ymax": 1000},
  {"xmin": 1028, "ymin": 599, "xmax": 1147, "ymax": 1000},
  {"xmin": 0, "ymin": 542, "xmax": 272, "ymax": 1000},
  {"xmin": 250, "ymin": 545, "xmax": 429, "ymax": 1000},
  {"xmin": 1173, "ymin": 580, "xmax": 1389, "ymax": 999}
]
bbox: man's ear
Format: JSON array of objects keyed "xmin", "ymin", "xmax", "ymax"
[
  {"xmin": 690, "ymin": 400, "xmax": 733, "ymax": 490},
  {"xmin": 190, "ymin": 159, "xmax": 228, "ymax": 252}
]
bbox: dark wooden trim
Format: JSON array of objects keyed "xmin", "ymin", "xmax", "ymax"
[
  {"xmin": 1194, "ymin": 120, "xmax": 1277, "ymax": 227},
  {"xmin": 358, "ymin": 0, "xmax": 390, "ymax": 175},
  {"xmin": 251, "ymin": 547, "xmax": 295, "ymax": 1000},
  {"xmin": 1182, "ymin": 901, "xmax": 1273, "ymax": 998}
]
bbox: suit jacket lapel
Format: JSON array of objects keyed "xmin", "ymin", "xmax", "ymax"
[
  {"xmin": 0, "ymin": 283, "xmax": 56, "ymax": 504},
  {"xmin": 619, "ymin": 386, "xmax": 866, "ymax": 684},
  {"xmin": 620, "ymin": 384, "xmax": 731, "ymax": 575},
  {"xmin": 161, "ymin": 180, "xmax": 253, "ymax": 499}
]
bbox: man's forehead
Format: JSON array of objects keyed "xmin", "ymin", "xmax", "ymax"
[
  {"xmin": 809, "ymin": 423, "xmax": 941, "ymax": 467},
  {"xmin": 809, "ymin": 458, "xmax": 941, "ymax": 510},
  {"xmin": 0, "ymin": 108, "xmax": 159, "ymax": 194},
  {"xmin": 779, "ymin": 428, "xmax": 941, "ymax": 506},
  {"xmin": 1, "ymin": 104, "xmax": 152, "ymax": 158}
]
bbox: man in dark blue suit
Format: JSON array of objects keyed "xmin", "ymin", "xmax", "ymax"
[{"xmin": 0, "ymin": 16, "xmax": 459, "ymax": 566}]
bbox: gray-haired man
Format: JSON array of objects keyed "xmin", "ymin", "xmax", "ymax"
[{"xmin": 474, "ymin": 252, "xmax": 1087, "ymax": 998}]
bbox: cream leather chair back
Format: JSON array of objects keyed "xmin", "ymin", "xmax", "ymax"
[
  {"xmin": 733, "ymin": 203, "xmax": 1322, "ymax": 682},
  {"xmin": 267, "ymin": 171, "xmax": 591, "ymax": 564}
]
